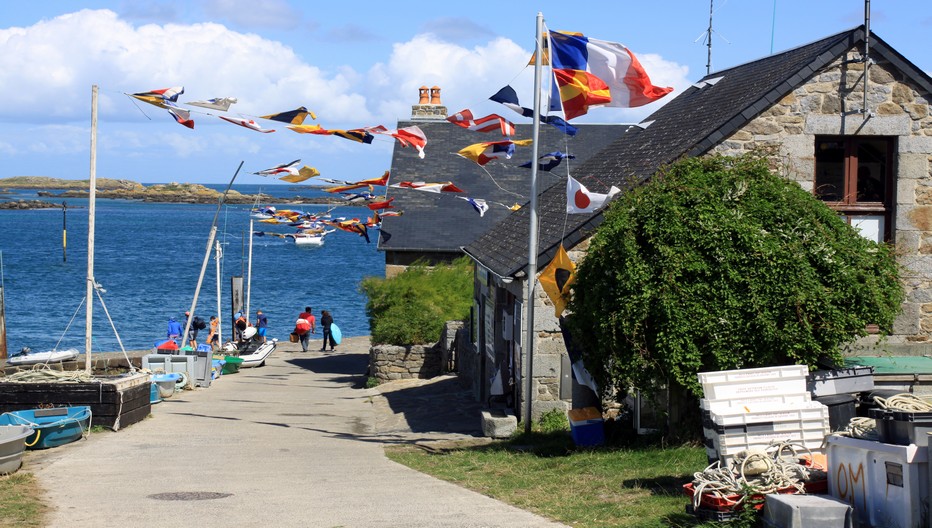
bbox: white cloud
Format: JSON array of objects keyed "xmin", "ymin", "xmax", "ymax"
[{"xmin": 200, "ymin": 0, "xmax": 303, "ymax": 30}]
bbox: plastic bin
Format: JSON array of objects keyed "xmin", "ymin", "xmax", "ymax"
[
  {"xmin": 568, "ymin": 407, "xmax": 605, "ymax": 447},
  {"xmin": 700, "ymin": 392, "xmax": 811, "ymax": 413},
  {"xmin": 807, "ymin": 366, "xmax": 874, "ymax": 397},
  {"xmin": 221, "ymin": 356, "xmax": 242, "ymax": 375},
  {"xmin": 814, "ymin": 394, "xmax": 857, "ymax": 432},
  {"xmin": 869, "ymin": 408, "xmax": 932, "ymax": 447},
  {"xmin": 826, "ymin": 435, "xmax": 928, "ymax": 528},
  {"xmin": 762, "ymin": 494, "xmax": 853, "ymax": 528},
  {"xmin": 698, "ymin": 365, "xmax": 809, "ymax": 400}
]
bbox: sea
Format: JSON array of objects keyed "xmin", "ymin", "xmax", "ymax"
[{"xmin": 0, "ymin": 184, "xmax": 382, "ymax": 354}]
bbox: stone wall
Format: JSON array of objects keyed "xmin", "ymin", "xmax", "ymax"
[
  {"xmin": 455, "ymin": 327, "xmax": 482, "ymax": 400},
  {"xmin": 709, "ymin": 48, "xmax": 932, "ymax": 343},
  {"xmin": 369, "ymin": 343, "xmax": 443, "ymax": 381}
]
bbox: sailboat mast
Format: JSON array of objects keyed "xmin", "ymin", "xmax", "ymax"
[
  {"xmin": 85, "ymin": 85, "xmax": 98, "ymax": 373},
  {"xmin": 524, "ymin": 12, "xmax": 544, "ymax": 433},
  {"xmin": 246, "ymin": 217, "xmax": 254, "ymax": 321},
  {"xmin": 215, "ymin": 239, "xmax": 222, "ymax": 346}
]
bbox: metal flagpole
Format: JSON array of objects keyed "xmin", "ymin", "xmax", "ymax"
[
  {"xmin": 524, "ymin": 12, "xmax": 544, "ymax": 433},
  {"xmin": 246, "ymin": 217, "xmax": 254, "ymax": 323}
]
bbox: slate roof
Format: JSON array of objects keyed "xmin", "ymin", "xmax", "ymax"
[
  {"xmin": 464, "ymin": 26, "xmax": 932, "ymax": 278},
  {"xmin": 377, "ymin": 120, "xmax": 630, "ymax": 254}
]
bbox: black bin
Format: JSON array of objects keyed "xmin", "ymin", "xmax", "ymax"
[{"xmin": 814, "ymin": 394, "xmax": 857, "ymax": 432}]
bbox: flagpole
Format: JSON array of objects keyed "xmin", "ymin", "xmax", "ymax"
[{"xmin": 524, "ymin": 12, "xmax": 544, "ymax": 433}]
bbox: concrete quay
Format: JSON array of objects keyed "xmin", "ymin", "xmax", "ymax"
[{"xmin": 24, "ymin": 335, "xmax": 568, "ymax": 528}]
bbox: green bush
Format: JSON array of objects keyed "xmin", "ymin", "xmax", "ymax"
[
  {"xmin": 360, "ymin": 257, "xmax": 473, "ymax": 345},
  {"xmin": 569, "ymin": 154, "xmax": 903, "ymax": 398}
]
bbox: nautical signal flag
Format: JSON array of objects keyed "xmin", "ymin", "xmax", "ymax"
[
  {"xmin": 548, "ymin": 31, "xmax": 673, "ymax": 119},
  {"xmin": 128, "ymin": 86, "xmax": 184, "ymax": 108},
  {"xmin": 567, "ymin": 176, "xmax": 620, "ymax": 214},
  {"xmin": 457, "ymin": 139, "xmax": 533, "ymax": 166},
  {"xmin": 166, "ymin": 105, "xmax": 194, "ymax": 129},
  {"xmin": 446, "ymin": 109, "xmax": 515, "ymax": 136},
  {"xmin": 457, "ymin": 196, "xmax": 489, "ymax": 217},
  {"xmin": 187, "ymin": 97, "xmax": 238, "ymax": 111},
  {"xmin": 219, "ymin": 116, "xmax": 275, "ymax": 133},
  {"xmin": 538, "ymin": 244, "xmax": 576, "ymax": 317},
  {"xmin": 364, "ymin": 126, "xmax": 427, "ymax": 158},
  {"xmin": 261, "ymin": 106, "xmax": 316, "ymax": 125},
  {"xmin": 489, "ymin": 85, "xmax": 578, "ymax": 136},
  {"xmin": 519, "ymin": 151, "xmax": 575, "ymax": 172}
]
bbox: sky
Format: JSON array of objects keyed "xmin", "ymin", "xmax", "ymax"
[{"xmin": 0, "ymin": 1, "xmax": 929, "ymax": 185}]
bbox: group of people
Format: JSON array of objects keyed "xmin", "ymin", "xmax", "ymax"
[
  {"xmin": 293, "ymin": 307, "xmax": 337, "ymax": 352},
  {"xmin": 165, "ymin": 306, "xmax": 336, "ymax": 352},
  {"xmin": 166, "ymin": 311, "xmax": 219, "ymax": 350}
]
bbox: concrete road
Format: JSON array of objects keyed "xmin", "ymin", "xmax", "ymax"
[{"xmin": 27, "ymin": 336, "xmax": 567, "ymax": 527}]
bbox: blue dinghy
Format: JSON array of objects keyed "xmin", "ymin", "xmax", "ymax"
[{"xmin": 0, "ymin": 406, "xmax": 91, "ymax": 450}]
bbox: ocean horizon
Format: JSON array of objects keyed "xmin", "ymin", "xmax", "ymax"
[{"xmin": 0, "ymin": 184, "xmax": 382, "ymax": 355}]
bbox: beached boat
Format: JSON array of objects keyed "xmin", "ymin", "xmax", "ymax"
[
  {"xmin": 0, "ymin": 406, "xmax": 91, "ymax": 450},
  {"xmin": 222, "ymin": 328, "xmax": 277, "ymax": 368},
  {"xmin": 0, "ymin": 425, "xmax": 34, "ymax": 474},
  {"xmin": 6, "ymin": 348, "xmax": 79, "ymax": 366}
]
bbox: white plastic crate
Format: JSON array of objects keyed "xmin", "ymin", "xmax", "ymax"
[
  {"xmin": 708, "ymin": 401, "xmax": 829, "ymax": 428},
  {"xmin": 700, "ymin": 392, "xmax": 811, "ymax": 413},
  {"xmin": 699, "ymin": 365, "xmax": 809, "ymax": 400}
]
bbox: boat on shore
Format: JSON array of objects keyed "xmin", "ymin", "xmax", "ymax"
[
  {"xmin": 7, "ymin": 348, "xmax": 79, "ymax": 366},
  {"xmin": 0, "ymin": 425, "xmax": 34, "ymax": 474},
  {"xmin": 0, "ymin": 406, "xmax": 92, "ymax": 450}
]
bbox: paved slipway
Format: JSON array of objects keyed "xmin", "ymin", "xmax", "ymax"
[{"xmin": 26, "ymin": 336, "xmax": 568, "ymax": 528}]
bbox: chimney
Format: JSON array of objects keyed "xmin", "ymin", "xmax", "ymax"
[{"xmin": 411, "ymin": 84, "xmax": 447, "ymax": 121}]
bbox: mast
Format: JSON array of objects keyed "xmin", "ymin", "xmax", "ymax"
[
  {"xmin": 524, "ymin": 12, "xmax": 544, "ymax": 433},
  {"xmin": 246, "ymin": 217, "xmax": 254, "ymax": 322},
  {"xmin": 181, "ymin": 161, "xmax": 243, "ymax": 384},
  {"xmin": 706, "ymin": 0, "xmax": 714, "ymax": 75},
  {"xmin": 215, "ymin": 239, "xmax": 222, "ymax": 346},
  {"xmin": 85, "ymin": 85, "xmax": 98, "ymax": 373}
]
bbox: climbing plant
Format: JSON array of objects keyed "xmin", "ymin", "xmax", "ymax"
[{"xmin": 568, "ymin": 154, "xmax": 903, "ymax": 398}]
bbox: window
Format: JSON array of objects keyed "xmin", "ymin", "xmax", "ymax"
[{"xmin": 814, "ymin": 136, "xmax": 894, "ymax": 242}]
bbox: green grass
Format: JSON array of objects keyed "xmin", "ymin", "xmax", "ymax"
[
  {"xmin": 386, "ymin": 429, "xmax": 723, "ymax": 528},
  {"xmin": 0, "ymin": 472, "xmax": 46, "ymax": 527}
]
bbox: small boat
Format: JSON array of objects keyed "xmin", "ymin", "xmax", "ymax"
[
  {"xmin": 0, "ymin": 425, "xmax": 34, "ymax": 474},
  {"xmin": 222, "ymin": 328, "xmax": 277, "ymax": 368},
  {"xmin": 291, "ymin": 233, "xmax": 325, "ymax": 247},
  {"xmin": 7, "ymin": 347, "xmax": 79, "ymax": 366},
  {"xmin": 0, "ymin": 407, "xmax": 92, "ymax": 450}
]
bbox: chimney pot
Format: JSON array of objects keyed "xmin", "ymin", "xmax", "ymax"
[
  {"xmin": 430, "ymin": 86, "xmax": 441, "ymax": 105},
  {"xmin": 418, "ymin": 86, "xmax": 429, "ymax": 105}
]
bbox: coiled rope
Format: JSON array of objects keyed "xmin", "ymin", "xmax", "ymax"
[
  {"xmin": 875, "ymin": 393, "xmax": 932, "ymax": 412},
  {"xmin": 1, "ymin": 363, "xmax": 100, "ymax": 384},
  {"xmin": 690, "ymin": 440, "xmax": 825, "ymax": 511}
]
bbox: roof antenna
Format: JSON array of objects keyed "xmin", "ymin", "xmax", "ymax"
[
  {"xmin": 861, "ymin": 0, "xmax": 871, "ymax": 114},
  {"xmin": 694, "ymin": 0, "xmax": 729, "ymax": 75}
]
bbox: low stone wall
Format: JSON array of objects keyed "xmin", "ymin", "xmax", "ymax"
[{"xmin": 369, "ymin": 343, "xmax": 443, "ymax": 381}]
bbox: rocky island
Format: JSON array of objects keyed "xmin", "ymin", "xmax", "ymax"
[{"xmin": 0, "ymin": 177, "xmax": 371, "ymax": 208}]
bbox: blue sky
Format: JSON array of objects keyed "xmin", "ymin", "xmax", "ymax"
[{"xmin": 0, "ymin": 1, "xmax": 928, "ymax": 185}]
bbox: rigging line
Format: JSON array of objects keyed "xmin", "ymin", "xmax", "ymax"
[
  {"xmin": 53, "ymin": 296, "xmax": 87, "ymax": 351},
  {"xmin": 94, "ymin": 285, "xmax": 134, "ymax": 372},
  {"xmin": 124, "ymin": 93, "xmax": 154, "ymax": 121},
  {"xmin": 473, "ymin": 156, "xmax": 526, "ymax": 200},
  {"xmin": 770, "ymin": 0, "xmax": 777, "ymax": 54}
]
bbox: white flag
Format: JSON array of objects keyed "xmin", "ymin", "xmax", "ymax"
[{"xmin": 566, "ymin": 175, "xmax": 620, "ymax": 214}]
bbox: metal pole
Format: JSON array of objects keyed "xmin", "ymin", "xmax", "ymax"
[
  {"xmin": 180, "ymin": 162, "xmax": 243, "ymax": 384},
  {"xmin": 215, "ymin": 239, "xmax": 222, "ymax": 347},
  {"xmin": 62, "ymin": 201, "xmax": 67, "ymax": 263},
  {"xmin": 246, "ymin": 217, "xmax": 254, "ymax": 323},
  {"xmin": 0, "ymin": 252, "xmax": 6, "ymax": 360},
  {"xmin": 524, "ymin": 12, "xmax": 544, "ymax": 433},
  {"xmin": 85, "ymin": 85, "xmax": 98, "ymax": 373},
  {"xmin": 862, "ymin": 0, "xmax": 870, "ymax": 113}
]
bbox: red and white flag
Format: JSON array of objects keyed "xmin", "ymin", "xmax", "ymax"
[
  {"xmin": 447, "ymin": 109, "xmax": 515, "ymax": 136},
  {"xmin": 566, "ymin": 176, "xmax": 620, "ymax": 214},
  {"xmin": 365, "ymin": 125, "xmax": 427, "ymax": 158}
]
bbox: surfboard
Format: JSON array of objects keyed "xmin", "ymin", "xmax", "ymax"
[{"xmin": 330, "ymin": 323, "xmax": 342, "ymax": 345}]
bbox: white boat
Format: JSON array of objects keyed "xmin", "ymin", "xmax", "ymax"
[
  {"xmin": 292, "ymin": 233, "xmax": 325, "ymax": 247},
  {"xmin": 222, "ymin": 328, "xmax": 277, "ymax": 368},
  {"xmin": 7, "ymin": 348, "xmax": 79, "ymax": 366}
]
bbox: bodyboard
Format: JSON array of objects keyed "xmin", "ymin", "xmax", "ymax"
[{"xmin": 330, "ymin": 323, "xmax": 343, "ymax": 345}]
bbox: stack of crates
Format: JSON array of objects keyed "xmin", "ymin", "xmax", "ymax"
[{"xmin": 699, "ymin": 365, "xmax": 831, "ymax": 468}]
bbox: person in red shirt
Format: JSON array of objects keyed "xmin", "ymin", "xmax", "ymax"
[{"xmin": 295, "ymin": 306, "xmax": 316, "ymax": 352}]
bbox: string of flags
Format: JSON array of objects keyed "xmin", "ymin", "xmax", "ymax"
[{"xmin": 126, "ymin": 26, "xmax": 672, "ymax": 242}]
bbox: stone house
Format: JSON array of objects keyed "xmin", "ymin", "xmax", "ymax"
[{"xmin": 462, "ymin": 26, "xmax": 932, "ymax": 422}]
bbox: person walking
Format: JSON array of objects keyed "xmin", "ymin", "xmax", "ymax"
[
  {"xmin": 255, "ymin": 310, "xmax": 268, "ymax": 344},
  {"xmin": 320, "ymin": 310, "xmax": 336, "ymax": 351},
  {"xmin": 296, "ymin": 306, "xmax": 314, "ymax": 352}
]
